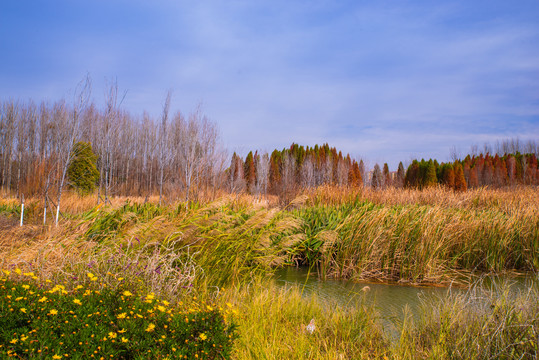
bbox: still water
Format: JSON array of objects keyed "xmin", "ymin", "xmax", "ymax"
[{"xmin": 274, "ymin": 267, "xmax": 537, "ymax": 338}]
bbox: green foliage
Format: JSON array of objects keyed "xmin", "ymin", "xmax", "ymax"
[
  {"xmin": 0, "ymin": 276, "xmax": 237, "ymax": 359},
  {"xmin": 423, "ymin": 160, "xmax": 437, "ymax": 187},
  {"xmin": 67, "ymin": 142, "xmax": 100, "ymax": 194}
]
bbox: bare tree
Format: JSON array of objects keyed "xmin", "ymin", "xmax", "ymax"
[
  {"xmin": 255, "ymin": 152, "xmax": 270, "ymax": 197},
  {"xmin": 371, "ymin": 163, "xmax": 383, "ymax": 189},
  {"xmin": 55, "ymin": 75, "xmax": 91, "ymax": 225},
  {"xmin": 336, "ymin": 159, "xmax": 348, "ymax": 186},
  {"xmin": 158, "ymin": 91, "xmax": 172, "ymax": 206},
  {"xmin": 300, "ymin": 154, "xmax": 315, "ymax": 188},
  {"xmin": 281, "ymin": 152, "xmax": 296, "ymax": 197}
]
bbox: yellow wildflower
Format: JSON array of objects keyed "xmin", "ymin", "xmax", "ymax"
[
  {"xmin": 38, "ymin": 296, "xmax": 48, "ymax": 302},
  {"xmin": 2, "ymin": 270, "xmax": 10, "ymax": 275},
  {"xmin": 15, "ymin": 268, "xmax": 22, "ymax": 275},
  {"xmin": 20, "ymin": 335, "xmax": 28, "ymax": 342},
  {"xmin": 157, "ymin": 305, "xmax": 166, "ymax": 312},
  {"xmin": 23, "ymin": 272, "xmax": 34, "ymax": 277},
  {"xmin": 22, "ymin": 285, "xmax": 30, "ymax": 290},
  {"xmin": 49, "ymin": 309, "xmax": 58, "ymax": 315},
  {"xmin": 108, "ymin": 332, "xmax": 117, "ymax": 339},
  {"xmin": 117, "ymin": 313, "xmax": 126, "ymax": 319},
  {"xmin": 10, "ymin": 339, "xmax": 18, "ymax": 344},
  {"xmin": 122, "ymin": 291, "xmax": 132, "ymax": 297},
  {"xmin": 121, "ymin": 337, "xmax": 128, "ymax": 343},
  {"xmin": 163, "ymin": 300, "xmax": 170, "ymax": 306},
  {"xmin": 145, "ymin": 323, "xmax": 156, "ymax": 332},
  {"xmin": 73, "ymin": 299, "xmax": 82, "ymax": 305},
  {"xmin": 199, "ymin": 333, "xmax": 207, "ymax": 341},
  {"xmin": 52, "ymin": 355, "xmax": 62, "ymax": 359},
  {"xmin": 118, "ymin": 328, "xmax": 126, "ymax": 333},
  {"xmin": 20, "ymin": 308, "xmax": 27, "ymax": 313}
]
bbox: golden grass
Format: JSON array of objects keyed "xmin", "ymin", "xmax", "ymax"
[{"xmin": 303, "ymin": 184, "xmax": 539, "ymax": 213}]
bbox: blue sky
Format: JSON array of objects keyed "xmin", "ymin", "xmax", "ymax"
[{"xmin": 1, "ymin": 0, "xmax": 538, "ymax": 169}]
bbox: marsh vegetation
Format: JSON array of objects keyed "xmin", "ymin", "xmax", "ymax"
[{"xmin": 1, "ymin": 186, "xmax": 538, "ymax": 358}]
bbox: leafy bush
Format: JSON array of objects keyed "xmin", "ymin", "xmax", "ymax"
[{"xmin": 0, "ymin": 271, "xmax": 237, "ymax": 359}]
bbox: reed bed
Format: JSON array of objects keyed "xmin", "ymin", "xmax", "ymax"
[
  {"xmin": 397, "ymin": 276, "xmax": 539, "ymax": 359},
  {"xmin": 291, "ymin": 186, "xmax": 539, "ymax": 284},
  {"xmin": 1, "ymin": 187, "xmax": 538, "ymax": 287},
  {"xmin": 303, "ymin": 185, "xmax": 539, "ymax": 214}
]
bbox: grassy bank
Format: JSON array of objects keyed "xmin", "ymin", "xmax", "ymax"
[
  {"xmin": 1, "ymin": 187, "xmax": 538, "ymax": 358},
  {"xmin": 1, "ymin": 187, "xmax": 538, "ymax": 285}
]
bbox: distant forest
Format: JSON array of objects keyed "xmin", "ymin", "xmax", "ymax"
[{"xmin": 1, "ymin": 88, "xmax": 538, "ymax": 203}]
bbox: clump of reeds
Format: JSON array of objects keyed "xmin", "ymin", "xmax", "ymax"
[
  {"xmin": 397, "ymin": 276, "xmax": 539, "ymax": 359},
  {"xmin": 291, "ymin": 187, "xmax": 539, "ymax": 284}
]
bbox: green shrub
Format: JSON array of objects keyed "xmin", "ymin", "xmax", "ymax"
[{"xmin": 0, "ymin": 273, "xmax": 237, "ymax": 359}]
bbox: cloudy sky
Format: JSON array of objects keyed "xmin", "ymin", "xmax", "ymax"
[{"xmin": 1, "ymin": 0, "xmax": 538, "ymax": 168}]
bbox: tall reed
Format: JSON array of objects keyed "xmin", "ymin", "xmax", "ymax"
[{"xmin": 397, "ymin": 276, "xmax": 539, "ymax": 359}]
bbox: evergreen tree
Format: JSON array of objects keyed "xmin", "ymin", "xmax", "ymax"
[
  {"xmin": 371, "ymin": 163, "xmax": 383, "ymax": 189},
  {"xmin": 383, "ymin": 163, "xmax": 391, "ymax": 187},
  {"xmin": 269, "ymin": 150, "xmax": 281, "ymax": 194},
  {"xmin": 396, "ymin": 162, "xmax": 405, "ymax": 188},
  {"xmin": 424, "ymin": 160, "xmax": 437, "ymax": 188},
  {"xmin": 440, "ymin": 164, "xmax": 455, "ymax": 189},
  {"xmin": 244, "ymin": 151, "xmax": 256, "ymax": 193},
  {"xmin": 404, "ymin": 160, "xmax": 420, "ymax": 188},
  {"xmin": 358, "ymin": 160, "xmax": 366, "ymax": 186},
  {"xmin": 453, "ymin": 162, "xmax": 467, "ymax": 191},
  {"xmin": 67, "ymin": 142, "xmax": 100, "ymax": 194}
]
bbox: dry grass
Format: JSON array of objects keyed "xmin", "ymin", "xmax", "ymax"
[{"xmin": 303, "ymin": 185, "xmax": 539, "ymax": 214}]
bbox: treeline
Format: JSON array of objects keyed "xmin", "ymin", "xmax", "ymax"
[
  {"xmin": 1, "ymin": 84, "xmax": 538, "ymax": 205},
  {"xmin": 402, "ymin": 152, "xmax": 539, "ymax": 190},
  {"xmin": 227, "ymin": 143, "xmax": 365, "ymax": 197},
  {"xmin": 0, "ymin": 84, "xmax": 225, "ymax": 205}
]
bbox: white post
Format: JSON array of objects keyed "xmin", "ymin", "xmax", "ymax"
[
  {"xmin": 43, "ymin": 205, "xmax": 47, "ymax": 225},
  {"xmin": 55, "ymin": 205, "xmax": 60, "ymax": 226},
  {"xmin": 20, "ymin": 194, "xmax": 24, "ymax": 227}
]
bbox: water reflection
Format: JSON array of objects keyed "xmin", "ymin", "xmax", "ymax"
[{"xmin": 274, "ymin": 267, "xmax": 538, "ymax": 338}]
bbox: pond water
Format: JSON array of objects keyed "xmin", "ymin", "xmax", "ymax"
[{"xmin": 274, "ymin": 267, "xmax": 538, "ymax": 339}]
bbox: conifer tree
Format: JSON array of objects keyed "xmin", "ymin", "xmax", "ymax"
[
  {"xmin": 67, "ymin": 141, "xmax": 100, "ymax": 194},
  {"xmin": 358, "ymin": 160, "xmax": 366, "ymax": 186},
  {"xmin": 269, "ymin": 150, "xmax": 281, "ymax": 194},
  {"xmin": 440, "ymin": 164, "xmax": 455, "ymax": 189},
  {"xmin": 383, "ymin": 163, "xmax": 391, "ymax": 187},
  {"xmin": 404, "ymin": 160, "xmax": 420, "ymax": 188},
  {"xmin": 424, "ymin": 160, "xmax": 437, "ymax": 188},
  {"xmin": 244, "ymin": 151, "xmax": 256, "ymax": 193},
  {"xmin": 396, "ymin": 162, "xmax": 405, "ymax": 188},
  {"xmin": 371, "ymin": 163, "xmax": 383, "ymax": 189},
  {"xmin": 453, "ymin": 162, "xmax": 467, "ymax": 191}
]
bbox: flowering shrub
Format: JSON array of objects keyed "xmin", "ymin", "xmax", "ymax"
[{"xmin": 0, "ymin": 271, "xmax": 237, "ymax": 359}]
